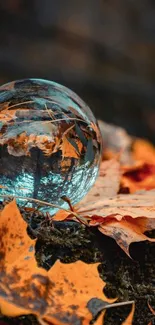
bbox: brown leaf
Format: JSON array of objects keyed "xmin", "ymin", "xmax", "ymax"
[
  {"xmin": 98, "ymin": 216, "xmax": 155, "ymax": 256},
  {"xmin": 53, "ymin": 153, "xmax": 155, "ymax": 255},
  {"xmin": 0, "ymin": 201, "xmax": 114, "ymax": 324},
  {"xmin": 0, "ymin": 199, "xmax": 35, "ymax": 265},
  {"xmin": 56, "ymin": 190, "xmax": 155, "ymax": 256},
  {"xmin": 78, "ymin": 191, "xmax": 155, "ymax": 255},
  {"xmin": 121, "ymin": 303, "xmax": 135, "ymax": 325},
  {"xmin": 93, "ymin": 311, "xmax": 106, "ymax": 325}
]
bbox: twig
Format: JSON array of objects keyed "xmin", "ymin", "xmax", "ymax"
[
  {"xmin": 105, "ymin": 300, "xmax": 135, "ymax": 310},
  {"xmin": 0, "ymin": 194, "xmax": 89, "ymax": 226},
  {"xmin": 0, "ymin": 194, "xmax": 74, "ymax": 213}
]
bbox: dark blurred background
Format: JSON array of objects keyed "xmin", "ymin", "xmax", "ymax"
[{"xmin": 0, "ymin": 0, "xmax": 155, "ymax": 142}]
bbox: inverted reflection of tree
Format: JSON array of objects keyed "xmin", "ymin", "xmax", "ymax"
[{"xmin": 62, "ymin": 158, "xmax": 75, "ymax": 194}]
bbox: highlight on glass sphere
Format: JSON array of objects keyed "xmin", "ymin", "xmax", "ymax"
[{"xmin": 0, "ymin": 78, "xmax": 102, "ymax": 213}]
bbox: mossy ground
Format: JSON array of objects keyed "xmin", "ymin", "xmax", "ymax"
[{"xmin": 0, "ymin": 208, "xmax": 155, "ymax": 325}]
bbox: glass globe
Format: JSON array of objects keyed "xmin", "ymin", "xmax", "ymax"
[{"xmin": 0, "ymin": 79, "xmax": 102, "ymax": 213}]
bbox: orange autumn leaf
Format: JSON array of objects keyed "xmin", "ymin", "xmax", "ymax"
[
  {"xmin": 0, "ymin": 199, "xmax": 35, "ymax": 265},
  {"xmin": 0, "ymin": 200, "xmax": 114, "ymax": 324},
  {"xmin": 121, "ymin": 303, "xmax": 135, "ymax": 325},
  {"xmin": 98, "ymin": 120, "xmax": 133, "ymax": 164},
  {"xmin": 121, "ymin": 163, "xmax": 155, "ymax": 193},
  {"xmin": 60, "ymin": 136, "xmax": 82, "ymax": 159},
  {"xmin": 43, "ymin": 261, "xmax": 115, "ymax": 325},
  {"xmin": 55, "ymin": 187, "xmax": 155, "ymax": 256},
  {"xmin": 98, "ymin": 216, "xmax": 155, "ymax": 256},
  {"xmin": 54, "ymin": 157, "xmax": 155, "ymax": 255},
  {"xmin": 78, "ymin": 190, "xmax": 155, "ymax": 256},
  {"xmin": 132, "ymin": 139, "xmax": 155, "ymax": 164}
]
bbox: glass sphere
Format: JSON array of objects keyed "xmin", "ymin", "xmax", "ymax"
[{"xmin": 0, "ymin": 79, "xmax": 102, "ymax": 213}]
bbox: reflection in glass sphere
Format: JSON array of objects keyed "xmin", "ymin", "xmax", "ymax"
[{"xmin": 0, "ymin": 79, "xmax": 102, "ymax": 213}]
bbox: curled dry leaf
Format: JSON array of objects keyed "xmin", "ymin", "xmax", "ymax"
[
  {"xmin": 78, "ymin": 190, "xmax": 155, "ymax": 256},
  {"xmin": 0, "ymin": 199, "xmax": 35, "ymax": 265},
  {"xmin": 54, "ymin": 159, "xmax": 155, "ymax": 256},
  {"xmin": 0, "ymin": 200, "xmax": 115, "ymax": 324}
]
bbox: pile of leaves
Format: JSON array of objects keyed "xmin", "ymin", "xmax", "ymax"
[{"xmin": 0, "ymin": 123, "xmax": 155, "ymax": 325}]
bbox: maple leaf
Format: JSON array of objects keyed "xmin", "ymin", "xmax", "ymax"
[
  {"xmin": 54, "ymin": 159, "xmax": 155, "ymax": 256},
  {"xmin": 0, "ymin": 200, "xmax": 114, "ymax": 324},
  {"xmin": 78, "ymin": 190, "xmax": 155, "ymax": 256},
  {"xmin": 121, "ymin": 303, "xmax": 135, "ymax": 325}
]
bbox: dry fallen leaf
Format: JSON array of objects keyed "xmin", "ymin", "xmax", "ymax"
[
  {"xmin": 78, "ymin": 190, "xmax": 155, "ymax": 256},
  {"xmin": 0, "ymin": 200, "xmax": 114, "ymax": 324},
  {"xmin": 121, "ymin": 303, "xmax": 135, "ymax": 325},
  {"xmin": 121, "ymin": 163, "xmax": 155, "ymax": 193},
  {"xmin": 55, "ymin": 188, "xmax": 155, "ymax": 256}
]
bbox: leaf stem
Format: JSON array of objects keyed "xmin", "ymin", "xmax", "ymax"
[{"xmin": 105, "ymin": 300, "xmax": 135, "ymax": 310}]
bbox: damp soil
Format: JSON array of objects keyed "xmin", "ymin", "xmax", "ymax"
[{"xmin": 0, "ymin": 206, "xmax": 155, "ymax": 325}]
